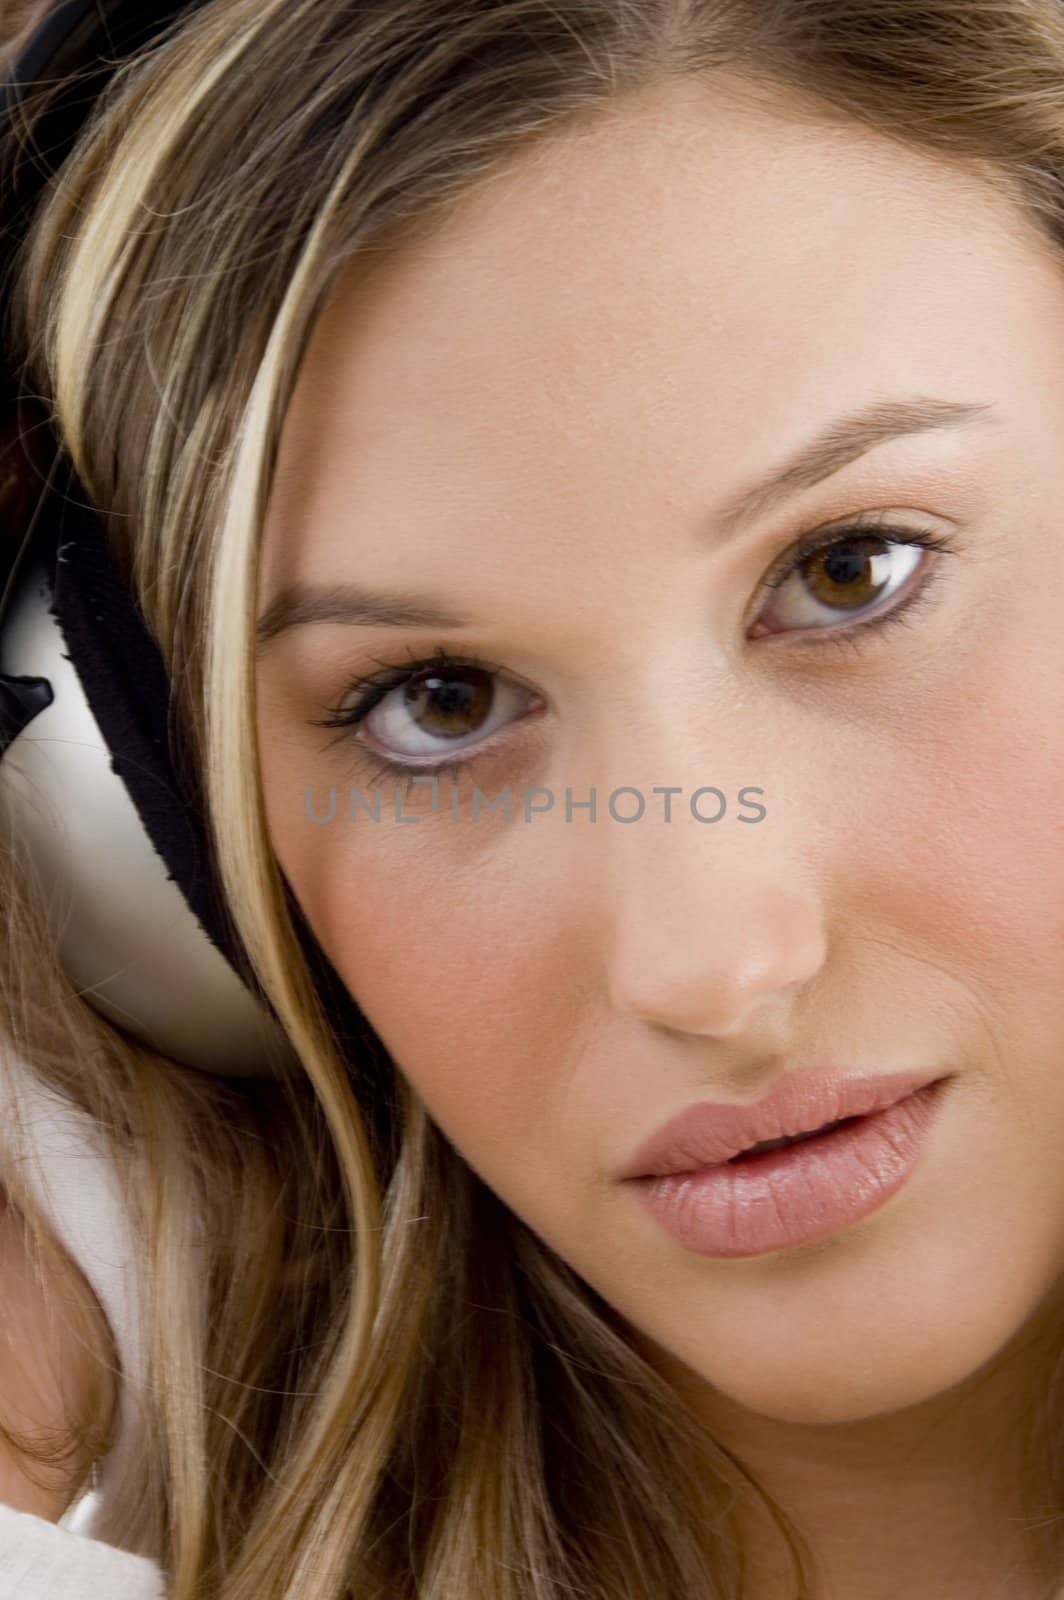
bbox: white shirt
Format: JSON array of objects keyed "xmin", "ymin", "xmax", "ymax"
[
  {"xmin": 0, "ymin": 1046, "xmax": 165, "ymax": 1597},
  {"xmin": 0, "ymin": 1502, "xmax": 164, "ymax": 1598}
]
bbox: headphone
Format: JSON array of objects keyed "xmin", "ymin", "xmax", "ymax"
[{"xmin": 0, "ymin": 0, "xmax": 371, "ymax": 1083}]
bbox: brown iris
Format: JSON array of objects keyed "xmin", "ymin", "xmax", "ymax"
[
  {"xmin": 803, "ymin": 536, "xmax": 890, "ymax": 610},
  {"xmin": 402, "ymin": 667, "xmax": 493, "ymax": 739}
]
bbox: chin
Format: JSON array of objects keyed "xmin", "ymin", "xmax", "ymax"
[
  {"xmin": 628, "ymin": 1267, "xmax": 1033, "ymax": 1433},
  {"xmin": 707, "ymin": 1362, "xmax": 966, "ymax": 1429}
]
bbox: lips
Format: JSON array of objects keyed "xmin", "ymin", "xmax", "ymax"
[{"xmin": 621, "ymin": 1067, "xmax": 946, "ymax": 1180}]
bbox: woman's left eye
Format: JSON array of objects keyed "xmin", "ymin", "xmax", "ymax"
[{"xmin": 750, "ymin": 519, "xmax": 956, "ymax": 645}]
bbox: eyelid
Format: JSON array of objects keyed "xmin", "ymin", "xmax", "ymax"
[{"xmin": 756, "ymin": 507, "xmax": 947, "ymax": 590}]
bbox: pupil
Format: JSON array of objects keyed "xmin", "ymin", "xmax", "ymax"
[{"xmin": 823, "ymin": 546, "xmax": 865, "ymax": 584}]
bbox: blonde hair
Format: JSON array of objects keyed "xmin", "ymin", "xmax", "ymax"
[{"xmin": 3, "ymin": 1, "xmax": 1064, "ymax": 1594}]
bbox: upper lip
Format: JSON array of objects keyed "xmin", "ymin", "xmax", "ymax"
[{"xmin": 621, "ymin": 1066, "xmax": 946, "ymax": 1180}]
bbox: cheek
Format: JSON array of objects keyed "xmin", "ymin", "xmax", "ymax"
[
  {"xmin": 276, "ymin": 814, "xmax": 589, "ymax": 1217},
  {"xmin": 864, "ymin": 620, "xmax": 1064, "ymax": 1021}
]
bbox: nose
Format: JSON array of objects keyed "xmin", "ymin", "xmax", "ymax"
[{"xmin": 601, "ymin": 799, "xmax": 828, "ymax": 1040}]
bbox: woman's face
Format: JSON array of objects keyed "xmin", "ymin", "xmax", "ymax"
[{"xmin": 256, "ymin": 75, "xmax": 1064, "ymax": 1430}]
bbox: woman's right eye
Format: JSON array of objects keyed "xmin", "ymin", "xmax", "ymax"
[
  {"xmin": 360, "ymin": 664, "xmax": 533, "ymax": 762},
  {"xmin": 310, "ymin": 648, "xmax": 540, "ymax": 776}
]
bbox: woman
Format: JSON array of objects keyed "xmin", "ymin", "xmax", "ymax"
[{"xmin": 3, "ymin": 1, "xmax": 1064, "ymax": 1596}]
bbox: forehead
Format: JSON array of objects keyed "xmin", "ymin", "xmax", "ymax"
[{"xmin": 261, "ymin": 74, "xmax": 1056, "ymax": 588}]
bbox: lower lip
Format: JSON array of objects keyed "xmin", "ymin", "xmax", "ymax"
[{"xmin": 627, "ymin": 1080, "xmax": 949, "ymax": 1258}]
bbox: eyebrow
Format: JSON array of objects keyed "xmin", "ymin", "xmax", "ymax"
[
  {"xmin": 256, "ymin": 393, "xmax": 997, "ymax": 650},
  {"xmin": 713, "ymin": 393, "xmax": 998, "ymax": 535},
  {"xmin": 256, "ymin": 585, "xmax": 469, "ymax": 649}
]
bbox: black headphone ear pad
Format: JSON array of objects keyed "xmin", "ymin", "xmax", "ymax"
[{"xmin": 48, "ymin": 474, "xmax": 256, "ymax": 974}]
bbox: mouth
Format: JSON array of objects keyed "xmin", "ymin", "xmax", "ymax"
[
  {"xmin": 617, "ymin": 1068, "xmax": 940, "ymax": 1184},
  {"xmin": 627, "ymin": 1079, "xmax": 951, "ymax": 1258},
  {"xmin": 622, "ymin": 1067, "xmax": 948, "ymax": 1181},
  {"xmin": 726, "ymin": 1112, "xmax": 867, "ymax": 1163}
]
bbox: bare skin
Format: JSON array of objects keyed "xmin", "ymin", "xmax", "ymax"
[{"xmin": 251, "ymin": 73, "xmax": 1064, "ymax": 1597}]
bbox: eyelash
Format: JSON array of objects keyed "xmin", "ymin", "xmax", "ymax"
[{"xmin": 309, "ymin": 514, "xmax": 958, "ymax": 792}]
